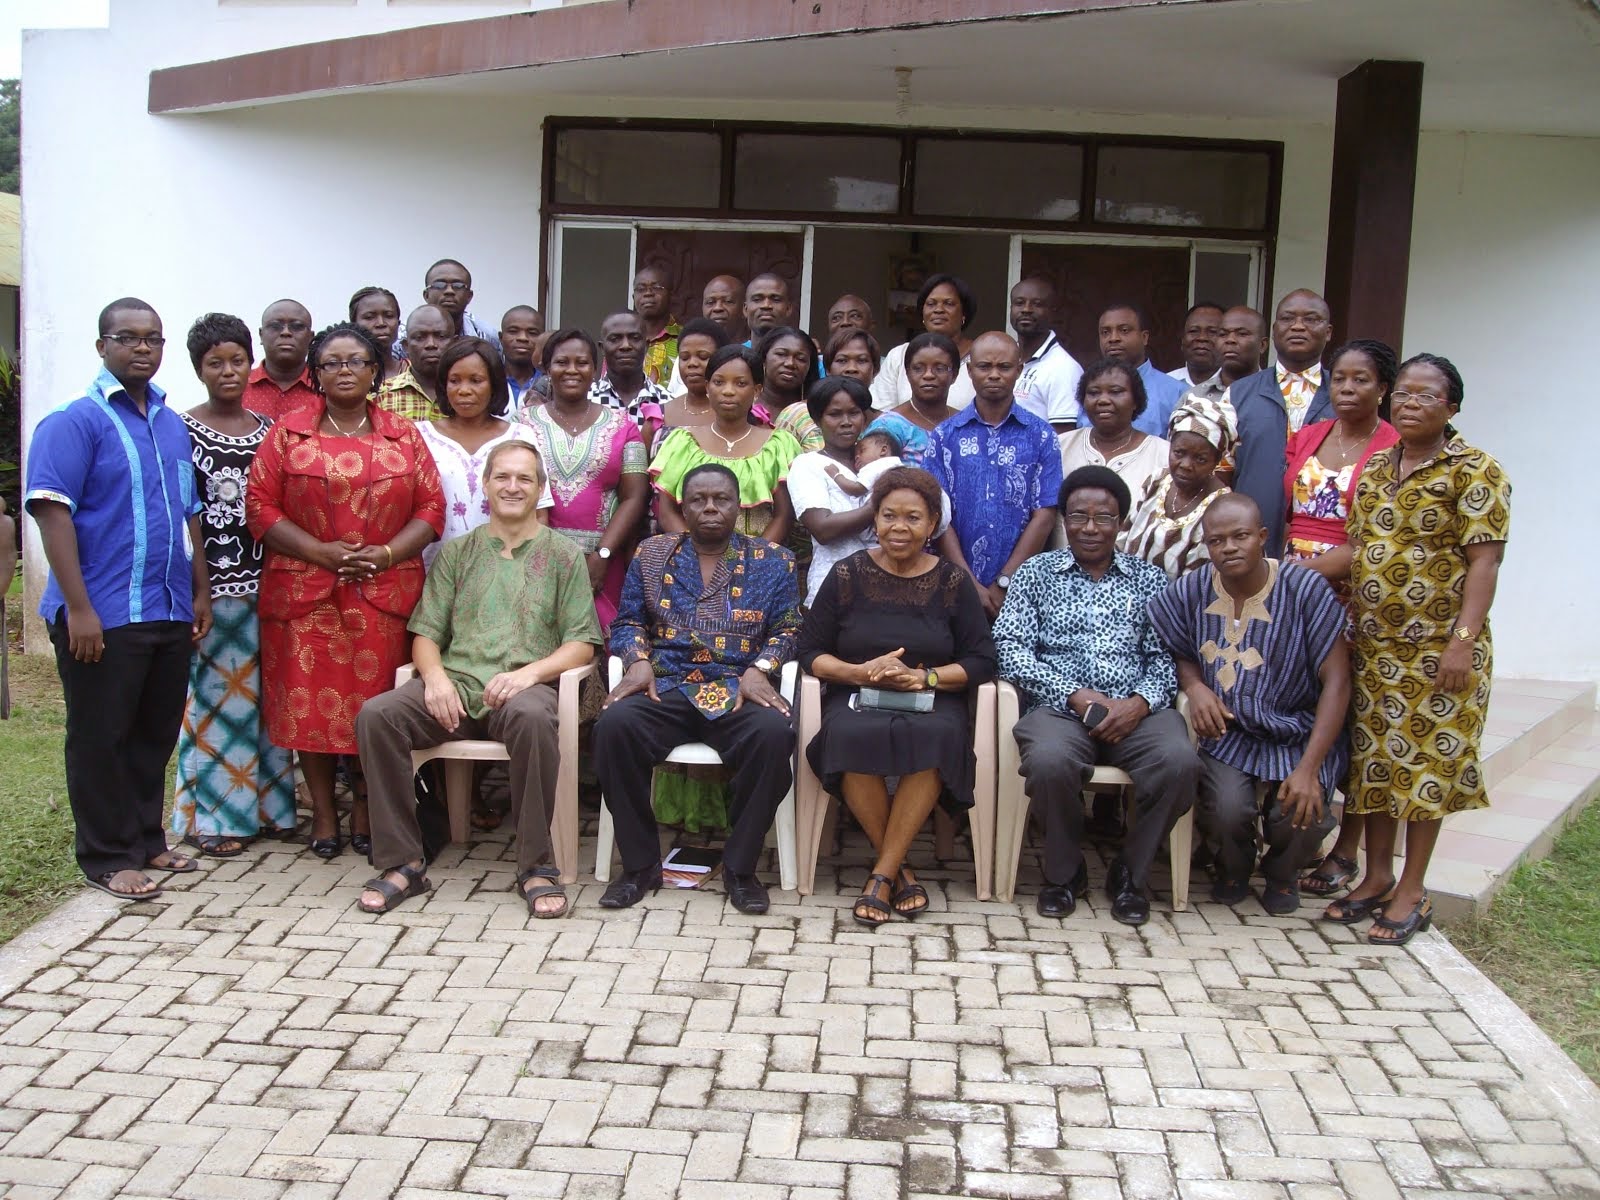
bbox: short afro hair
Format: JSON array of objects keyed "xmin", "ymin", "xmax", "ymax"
[
  {"xmin": 1076, "ymin": 358, "xmax": 1149, "ymax": 419},
  {"xmin": 1059, "ymin": 464, "xmax": 1132, "ymax": 520},
  {"xmin": 869, "ymin": 466, "xmax": 942, "ymax": 521},
  {"xmin": 186, "ymin": 312, "xmax": 254, "ymax": 373}
]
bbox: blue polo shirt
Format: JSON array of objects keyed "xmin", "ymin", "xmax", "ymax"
[
  {"xmin": 26, "ymin": 367, "xmax": 200, "ymax": 629},
  {"xmin": 1075, "ymin": 358, "xmax": 1187, "ymax": 439},
  {"xmin": 926, "ymin": 401, "xmax": 1062, "ymax": 587}
]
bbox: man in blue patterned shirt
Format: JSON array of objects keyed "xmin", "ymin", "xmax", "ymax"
[
  {"xmin": 929, "ymin": 332, "xmax": 1062, "ymax": 619},
  {"xmin": 993, "ymin": 465, "xmax": 1199, "ymax": 925},
  {"xmin": 594, "ymin": 464, "xmax": 800, "ymax": 915}
]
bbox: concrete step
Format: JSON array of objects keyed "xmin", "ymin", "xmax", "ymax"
[{"xmin": 1426, "ymin": 683, "xmax": 1600, "ymax": 922}]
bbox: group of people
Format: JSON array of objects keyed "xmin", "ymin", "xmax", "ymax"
[{"xmin": 23, "ymin": 256, "xmax": 1509, "ymax": 945}]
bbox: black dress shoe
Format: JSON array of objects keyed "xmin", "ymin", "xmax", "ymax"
[
  {"xmin": 725, "ymin": 872, "xmax": 769, "ymax": 915},
  {"xmin": 1036, "ymin": 862, "xmax": 1090, "ymax": 918},
  {"xmin": 598, "ymin": 864, "xmax": 663, "ymax": 909},
  {"xmin": 1105, "ymin": 859, "xmax": 1150, "ymax": 926}
]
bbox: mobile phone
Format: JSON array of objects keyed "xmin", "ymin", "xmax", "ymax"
[{"xmin": 1082, "ymin": 702, "xmax": 1109, "ymax": 728}]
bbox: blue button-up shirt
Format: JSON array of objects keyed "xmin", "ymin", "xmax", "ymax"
[
  {"xmin": 993, "ymin": 548, "xmax": 1176, "ymax": 714},
  {"xmin": 26, "ymin": 367, "xmax": 200, "ymax": 628},
  {"xmin": 1075, "ymin": 358, "xmax": 1186, "ymax": 439},
  {"xmin": 925, "ymin": 402, "xmax": 1062, "ymax": 587}
]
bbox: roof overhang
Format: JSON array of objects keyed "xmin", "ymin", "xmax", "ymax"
[{"xmin": 146, "ymin": 0, "xmax": 1600, "ymax": 138}]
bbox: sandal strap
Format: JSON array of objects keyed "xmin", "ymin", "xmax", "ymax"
[
  {"xmin": 362, "ymin": 876, "xmax": 405, "ymax": 901},
  {"xmin": 1371, "ymin": 895, "xmax": 1429, "ymax": 932}
]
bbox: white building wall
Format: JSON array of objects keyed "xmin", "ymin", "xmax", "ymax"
[{"xmin": 1405, "ymin": 130, "xmax": 1600, "ymax": 681}]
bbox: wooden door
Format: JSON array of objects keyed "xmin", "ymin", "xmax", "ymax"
[
  {"xmin": 1019, "ymin": 242, "xmax": 1191, "ymax": 372},
  {"xmin": 636, "ymin": 228, "xmax": 806, "ymax": 342}
]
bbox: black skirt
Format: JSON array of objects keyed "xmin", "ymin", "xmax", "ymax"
[{"xmin": 805, "ymin": 686, "xmax": 979, "ymax": 810}]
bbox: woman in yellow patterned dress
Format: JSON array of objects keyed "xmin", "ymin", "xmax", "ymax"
[{"xmin": 1325, "ymin": 354, "xmax": 1510, "ymax": 944}]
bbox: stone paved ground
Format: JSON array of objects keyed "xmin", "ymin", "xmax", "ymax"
[{"xmin": 2, "ymin": 825, "xmax": 1600, "ymax": 1200}]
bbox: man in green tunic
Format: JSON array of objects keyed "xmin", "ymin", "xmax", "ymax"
[{"xmin": 356, "ymin": 441, "xmax": 601, "ymax": 917}]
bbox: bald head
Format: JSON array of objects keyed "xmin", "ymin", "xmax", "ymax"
[
  {"xmin": 260, "ymin": 299, "xmax": 313, "ymax": 375},
  {"xmin": 969, "ymin": 331, "xmax": 1023, "ymax": 407},
  {"xmin": 702, "ymin": 274, "xmax": 745, "ymax": 335},
  {"xmin": 827, "ymin": 293, "xmax": 874, "ymax": 335},
  {"xmin": 1218, "ymin": 305, "xmax": 1269, "ymax": 383},
  {"xmin": 1272, "ymin": 289, "xmax": 1333, "ymax": 371}
]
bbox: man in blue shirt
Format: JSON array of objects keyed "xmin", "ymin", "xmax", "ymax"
[
  {"xmin": 1079, "ymin": 303, "xmax": 1187, "ymax": 438},
  {"xmin": 993, "ymin": 465, "xmax": 1199, "ymax": 926},
  {"xmin": 26, "ymin": 298, "xmax": 211, "ymax": 900},
  {"xmin": 929, "ymin": 332, "xmax": 1062, "ymax": 619}
]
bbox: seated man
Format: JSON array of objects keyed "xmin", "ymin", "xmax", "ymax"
[
  {"xmin": 593, "ymin": 463, "xmax": 800, "ymax": 915},
  {"xmin": 355, "ymin": 441, "xmax": 600, "ymax": 918},
  {"xmin": 1147, "ymin": 494, "xmax": 1349, "ymax": 914},
  {"xmin": 993, "ymin": 465, "xmax": 1199, "ymax": 925}
]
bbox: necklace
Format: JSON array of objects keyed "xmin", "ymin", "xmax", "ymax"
[
  {"xmin": 1091, "ymin": 427, "xmax": 1135, "ymax": 458},
  {"xmin": 325, "ymin": 408, "xmax": 369, "ymax": 437},
  {"xmin": 1164, "ymin": 480, "xmax": 1207, "ymax": 519},
  {"xmin": 548, "ymin": 402, "xmax": 594, "ymax": 439},
  {"xmin": 709, "ymin": 425, "xmax": 753, "ymax": 453},
  {"xmin": 1399, "ymin": 435, "xmax": 1446, "ymax": 476},
  {"xmin": 1329, "ymin": 420, "xmax": 1378, "ymax": 462}
]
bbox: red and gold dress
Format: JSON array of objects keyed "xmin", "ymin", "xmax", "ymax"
[{"xmin": 247, "ymin": 402, "xmax": 445, "ymax": 754}]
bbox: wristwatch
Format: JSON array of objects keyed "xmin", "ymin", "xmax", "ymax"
[
  {"xmin": 597, "ymin": 546, "xmax": 613, "ymax": 561},
  {"xmin": 755, "ymin": 657, "xmax": 777, "ymax": 674},
  {"xmin": 1452, "ymin": 626, "xmax": 1476, "ymax": 642},
  {"xmin": 925, "ymin": 669, "xmax": 939, "ymax": 690},
  {"xmin": 995, "ymin": 574, "xmax": 1012, "ymax": 590}
]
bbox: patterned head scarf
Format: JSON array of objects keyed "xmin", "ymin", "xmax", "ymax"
[{"xmin": 1167, "ymin": 394, "xmax": 1239, "ymax": 458}]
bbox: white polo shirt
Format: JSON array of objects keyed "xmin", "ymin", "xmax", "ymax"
[{"xmin": 1014, "ymin": 333, "xmax": 1085, "ymax": 426}]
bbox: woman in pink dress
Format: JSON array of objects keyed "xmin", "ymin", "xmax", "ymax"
[{"xmin": 513, "ymin": 327, "xmax": 649, "ymax": 630}]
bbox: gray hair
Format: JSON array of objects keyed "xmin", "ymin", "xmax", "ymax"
[{"xmin": 482, "ymin": 437, "xmax": 546, "ymax": 487}]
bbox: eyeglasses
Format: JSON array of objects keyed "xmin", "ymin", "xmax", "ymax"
[
  {"xmin": 1391, "ymin": 389, "xmax": 1449, "ymax": 408},
  {"xmin": 264, "ymin": 320, "xmax": 309, "ymax": 335},
  {"xmin": 425, "ymin": 280, "xmax": 470, "ymax": 294},
  {"xmin": 102, "ymin": 334, "xmax": 165, "ymax": 348},
  {"xmin": 1274, "ymin": 313, "xmax": 1329, "ymax": 328},
  {"xmin": 317, "ymin": 358, "xmax": 374, "ymax": 373},
  {"xmin": 1065, "ymin": 513, "xmax": 1120, "ymax": 530},
  {"xmin": 633, "ymin": 282, "xmax": 668, "ymax": 294}
]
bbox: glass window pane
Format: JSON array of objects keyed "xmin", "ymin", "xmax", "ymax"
[
  {"xmin": 553, "ymin": 128, "xmax": 720, "ymax": 209},
  {"xmin": 1094, "ymin": 146, "xmax": 1271, "ymax": 230},
  {"xmin": 1192, "ymin": 249, "xmax": 1256, "ymax": 309},
  {"xmin": 733, "ymin": 133, "xmax": 900, "ymax": 214},
  {"xmin": 556, "ymin": 225, "xmax": 633, "ymax": 335},
  {"xmin": 913, "ymin": 139, "xmax": 1082, "ymax": 221}
]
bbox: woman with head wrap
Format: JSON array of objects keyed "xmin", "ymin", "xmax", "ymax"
[{"xmin": 1121, "ymin": 393, "xmax": 1238, "ymax": 579}]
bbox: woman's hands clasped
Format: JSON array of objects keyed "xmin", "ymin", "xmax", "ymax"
[{"xmin": 858, "ymin": 647, "xmax": 926, "ymax": 691}]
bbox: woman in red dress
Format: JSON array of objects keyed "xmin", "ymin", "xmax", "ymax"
[{"xmin": 247, "ymin": 323, "xmax": 445, "ymax": 858}]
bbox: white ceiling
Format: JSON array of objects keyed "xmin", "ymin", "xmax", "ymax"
[{"xmin": 369, "ymin": 0, "xmax": 1600, "ymax": 136}]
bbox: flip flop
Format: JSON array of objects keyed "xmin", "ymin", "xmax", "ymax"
[
  {"xmin": 87, "ymin": 871, "xmax": 163, "ymax": 901},
  {"xmin": 147, "ymin": 850, "xmax": 198, "ymax": 874}
]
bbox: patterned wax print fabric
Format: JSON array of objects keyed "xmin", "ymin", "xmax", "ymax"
[
  {"xmin": 925, "ymin": 402, "xmax": 1062, "ymax": 587},
  {"xmin": 408, "ymin": 523, "xmax": 602, "ymax": 719},
  {"xmin": 1283, "ymin": 418, "xmax": 1400, "ymax": 561},
  {"xmin": 650, "ymin": 427, "xmax": 802, "ymax": 538},
  {"xmin": 1345, "ymin": 438, "xmax": 1511, "ymax": 821},
  {"xmin": 1276, "ymin": 362, "xmax": 1323, "ymax": 434},
  {"xmin": 643, "ymin": 321, "xmax": 682, "ymax": 387},
  {"xmin": 182, "ymin": 411, "xmax": 270, "ymax": 597},
  {"xmin": 172, "ymin": 595, "xmax": 296, "ymax": 841},
  {"xmin": 246, "ymin": 402, "xmax": 446, "ymax": 754},
  {"xmin": 1147, "ymin": 560, "xmax": 1348, "ymax": 793},
  {"xmin": 992, "ymin": 548, "xmax": 1176, "ymax": 714},
  {"xmin": 1122, "ymin": 476, "xmax": 1229, "ymax": 580},
  {"xmin": 512, "ymin": 404, "xmax": 647, "ymax": 630},
  {"xmin": 610, "ymin": 532, "xmax": 801, "ymax": 719},
  {"xmin": 773, "ymin": 402, "xmax": 825, "ymax": 453},
  {"xmin": 864, "ymin": 412, "xmax": 933, "ymax": 468}
]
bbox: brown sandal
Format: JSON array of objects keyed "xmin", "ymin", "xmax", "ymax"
[{"xmin": 517, "ymin": 866, "xmax": 569, "ymax": 919}]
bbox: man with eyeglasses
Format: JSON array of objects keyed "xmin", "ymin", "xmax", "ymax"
[
  {"xmin": 243, "ymin": 299, "xmax": 316, "ymax": 421},
  {"xmin": 1225, "ymin": 289, "xmax": 1335, "ymax": 550},
  {"xmin": 394, "ymin": 259, "xmax": 501, "ymax": 360},
  {"xmin": 993, "ymin": 465, "xmax": 1199, "ymax": 926},
  {"xmin": 25, "ymin": 298, "xmax": 212, "ymax": 901},
  {"xmin": 631, "ymin": 266, "xmax": 681, "ymax": 387}
]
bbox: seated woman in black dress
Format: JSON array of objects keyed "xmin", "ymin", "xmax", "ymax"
[{"xmin": 798, "ymin": 467, "xmax": 997, "ymax": 927}]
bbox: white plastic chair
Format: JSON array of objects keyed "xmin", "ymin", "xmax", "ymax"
[
  {"xmin": 594, "ymin": 656, "xmax": 799, "ymax": 891},
  {"xmin": 794, "ymin": 673, "xmax": 996, "ymax": 900},
  {"xmin": 994, "ymin": 683, "xmax": 1194, "ymax": 910},
  {"xmin": 394, "ymin": 661, "xmax": 595, "ymax": 884}
]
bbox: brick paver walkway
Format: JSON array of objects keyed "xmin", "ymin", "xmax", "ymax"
[{"xmin": 3, "ymin": 828, "xmax": 1599, "ymax": 1199}]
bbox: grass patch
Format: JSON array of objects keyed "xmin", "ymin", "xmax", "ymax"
[
  {"xmin": 0, "ymin": 648, "xmax": 79, "ymax": 945},
  {"xmin": 1446, "ymin": 799, "xmax": 1600, "ymax": 1083}
]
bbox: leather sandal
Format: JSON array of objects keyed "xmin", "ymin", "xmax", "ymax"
[
  {"xmin": 358, "ymin": 863, "xmax": 430, "ymax": 914},
  {"xmin": 1368, "ymin": 893, "xmax": 1432, "ymax": 946},
  {"xmin": 891, "ymin": 869, "xmax": 929, "ymax": 919},
  {"xmin": 1322, "ymin": 886, "xmax": 1393, "ymax": 925},
  {"xmin": 1300, "ymin": 851, "xmax": 1358, "ymax": 897},
  {"xmin": 517, "ymin": 866, "xmax": 569, "ymax": 919},
  {"xmin": 853, "ymin": 873, "xmax": 895, "ymax": 928}
]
